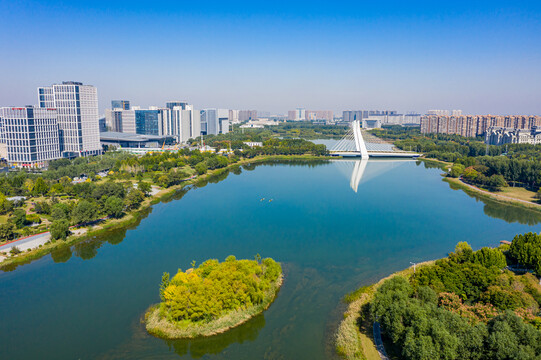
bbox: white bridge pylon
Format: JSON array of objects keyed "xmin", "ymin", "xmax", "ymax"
[
  {"xmin": 330, "ymin": 121, "xmax": 420, "ymax": 158},
  {"xmin": 330, "ymin": 120, "xmax": 369, "ymax": 159}
]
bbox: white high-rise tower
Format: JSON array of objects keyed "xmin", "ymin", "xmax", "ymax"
[{"xmin": 38, "ymin": 81, "xmax": 101, "ymax": 157}]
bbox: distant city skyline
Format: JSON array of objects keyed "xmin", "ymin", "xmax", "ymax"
[{"xmin": 1, "ymin": 1, "xmax": 540, "ymax": 115}]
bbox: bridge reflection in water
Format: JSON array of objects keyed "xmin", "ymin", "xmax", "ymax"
[{"xmin": 334, "ymin": 159, "xmax": 412, "ymax": 193}]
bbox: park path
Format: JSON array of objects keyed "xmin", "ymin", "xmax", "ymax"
[
  {"xmin": 373, "ymin": 321, "xmax": 390, "ymax": 360},
  {"xmin": 459, "ymin": 179, "xmax": 540, "ymax": 207},
  {"xmin": 0, "ymin": 231, "xmax": 51, "ymax": 261}
]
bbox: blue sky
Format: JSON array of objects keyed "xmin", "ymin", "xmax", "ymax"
[{"xmin": 1, "ymin": 1, "xmax": 540, "ymax": 115}]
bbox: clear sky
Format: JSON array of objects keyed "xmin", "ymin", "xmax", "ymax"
[{"xmin": 1, "ymin": 0, "xmax": 540, "ymax": 115}]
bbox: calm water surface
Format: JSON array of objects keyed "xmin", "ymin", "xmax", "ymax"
[{"xmin": 1, "ymin": 160, "xmax": 540, "ymax": 360}]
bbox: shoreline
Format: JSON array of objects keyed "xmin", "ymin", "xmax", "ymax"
[
  {"xmin": 335, "ymin": 261, "xmax": 435, "ymax": 360},
  {"xmin": 0, "ymin": 155, "xmax": 331, "ymax": 271},
  {"xmin": 444, "ymin": 177, "xmax": 541, "ymax": 213},
  {"xmin": 145, "ymin": 274, "xmax": 283, "ymax": 339},
  {"xmin": 416, "ymin": 158, "xmax": 541, "ymax": 214}
]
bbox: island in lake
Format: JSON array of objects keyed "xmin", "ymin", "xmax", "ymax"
[{"xmin": 145, "ymin": 255, "xmax": 282, "ymax": 339}]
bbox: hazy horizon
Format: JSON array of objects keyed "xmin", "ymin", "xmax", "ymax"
[{"xmin": 1, "ymin": 1, "xmax": 540, "ymax": 115}]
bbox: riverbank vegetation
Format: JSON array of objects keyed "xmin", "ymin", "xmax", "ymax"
[
  {"xmin": 194, "ymin": 122, "xmax": 348, "ymax": 149},
  {"xmin": 372, "ymin": 126, "xmax": 541, "ymax": 199},
  {"xmin": 145, "ymin": 256, "xmax": 282, "ymax": 338},
  {"xmin": 336, "ymin": 232, "xmax": 541, "ymax": 360},
  {"xmin": 0, "ymin": 136, "xmax": 329, "ymax": 260}
]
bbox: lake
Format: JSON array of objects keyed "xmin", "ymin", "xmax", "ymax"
[{"xmin": 1, "ymin": 159, "xmax": 540, "ymax": 360}]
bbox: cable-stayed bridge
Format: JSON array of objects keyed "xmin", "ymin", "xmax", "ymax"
[{"xmin": 329, "ymin": 120, "xmax": 420, "ymax": 158}]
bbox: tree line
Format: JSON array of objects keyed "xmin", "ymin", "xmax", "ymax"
[
  {"xmin": 373, "ymin": 126, "xmax": 541, "ymax": 191},
  {"xmin": 0, "ymin": 138, "xmax": 328, "ymax": 249},
  {"xmin": 371, "ymin": 235, "xmax": 541, "ymax": 360}
]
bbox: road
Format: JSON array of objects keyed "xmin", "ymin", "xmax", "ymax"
[
  {"xmin": 373, "ymin": 321, "xmax": 390, "ymax": 360},
  {"xmin": 0, "ymin": 231, "xmax": 51, "ymax": 257}
]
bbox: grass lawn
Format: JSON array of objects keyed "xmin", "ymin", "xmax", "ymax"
[
  {"xmin": 0, "ymin": 215, "xmax": 8, "ymax": 224},
  {"xmin": 500, "ymin": 186, "xmax": 538, "ymax": 203}
]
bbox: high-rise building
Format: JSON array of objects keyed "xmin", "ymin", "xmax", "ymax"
[
  {"xmin": 0, "ymin": 106, "xmax": 61, "ymax": 167},
  {"xmin": 306, "ymin": 110, "xmax": 333, "ymax": 121},
  {"xmin": 238, "ymin": 110, "xmax": 257, "ymax": 122},
  {"xmin": 38, "ymin": 81, "xmax": 101, "ymax": 157},
  {"xmin": 287, "ymin": 108, "xmax": 307, "ymax": 121},
  {"xmin": 135, "ymin": 109, "xmax": 162, "ymax": 136},
  {"xmin": 420, "ymin": 114, "xmax": 541, "ymax": 137},
  {"xmin": 99, "ymin": 117, "xmax": 107, "ymax": 132},
  {"xmin": 218, "ymin": 109, "xmax": 230, "ymax": 134},
  {"xmin": 111, "ymin": 100, "xmax": 130, "ymax": 110},
  {"xmin": 105, "ymin": 109, "xmax": 136, "ymax": 133},
  {"xmin": 229, "ymin": 109, "xmax": 240, "ymax": 124},
  {"xmin": 165, "ymin": 101, "xmax": 188, "ymax": 111},
  {"xmin": 427, "ymin": 110, "xmax": 450, "ymax": 116},
  {"xmin": 343, "ymin": 111, "xmax": 363, "ymax": 122},
  {"xmin": 171, "ymin": 105, "xmax": 201, "ymax": 143},
  {"xmin": 201, "ymin": 109, "xmax": 229, "ymax": 135}
]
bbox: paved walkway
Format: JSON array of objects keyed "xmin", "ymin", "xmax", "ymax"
[
  {"xmin": 0, "ymin": 231, "xmax": 51, "ymax": 259},
  {"xmin": 373, "ymin": 321, "xmax": 390, "ymax": 360},
  {"xmin": 459, "ymin": 179, "xmax": 540, "ymax": 207}
]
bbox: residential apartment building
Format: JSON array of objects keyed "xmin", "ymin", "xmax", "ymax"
[
  {"xmin": 305, "ymin": 110, "xmax": 333, "ymax": 121},
  {"xmin": 287, "ymin": 108, "xmax": 332, "ymax": 121},
  {"xmin": 0, "ymin": 106, "xmax": 61, "ymax": 167},
  {"xmin": 38, "ymin": 81, "xmax": 101, "ymax": 157},
  {"xmin": 420, "ymin": 115, "xmax": 541, "ymax": 137},
  {"xmin": 287, "ymin": 108, "xmax": 306, "ymax": 121},
  {"xmin": 238, "ymin": 110, "xmax": 257, "ymax": 122}
]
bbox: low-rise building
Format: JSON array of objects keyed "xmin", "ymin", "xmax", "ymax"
[
  {"xmin": 485, "ymin": 127, "xmax": 541, "ymax": 145},
  {"xmin": 100, "ymin": 131, "xmax": 175, "ymax": 149}
]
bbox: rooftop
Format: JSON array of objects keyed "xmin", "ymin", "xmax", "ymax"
[{"xmin": 100, "ymin": 132, "xmax": 173, "ymax": 142}]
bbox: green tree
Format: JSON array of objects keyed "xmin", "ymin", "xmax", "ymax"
[
  {"xmin": 51, "ymin": 203, "xmax": 70, "ymax": 221},
  {"xmin": 124, "ymin": 189, "xmax": 144, "ymax": 211},
  {"xmin": 449, "ymin": 164, "xmax": 465, "ymax": 178},
  {"xmin": 509, "ymin": 232, "xmax": 541, "ymax": 274},
  {"xmin": 33, "ymin": 177, "xmax": 49, "ymax": 196},
  {"xmin": 50, "ymin": 219, "xmax": 70, "ymax": 241},
  {"xmin": 0, "ymin": 223, "xmax": 15, "ymax": 242},
  {"xmin": 71, "ymin": 200, "xmax": 97, "ymax": 225},
  {"xmin": 449, "ymin": 242, "xmax": 474, "ymax": 263},
  {"xmin": 104, "ymin": 196, "xmax": 124, "ymax": 218},
  {"xmin": 11, "ymin": 209, "xmax": 28, "ymax": 229},
  {"xmin": 472, "ymin": 247, "xmax": 507, "ymax": 269},
  {"xmin": 138, "ymin": 181, "xmax": 151, "ymax": 195},
  {"xmin": 195, "ymin": 162, "xmax": 208, "ymax": 175}
]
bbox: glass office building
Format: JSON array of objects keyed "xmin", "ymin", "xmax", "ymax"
[{"xmin": 135, "ymin": 110, "xmax": 160, "ymax": 136}]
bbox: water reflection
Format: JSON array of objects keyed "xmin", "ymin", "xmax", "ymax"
[
  {"xmin": 164, "ymin": 313, "xmax": 266, "ymax": 358},
  {"xmin": 50, "ymin": 245, "xmax": 72, "ymax": 263},
  {"xmin": 333, "ymin": 159, "xmax": 410, "ymax": 193},
  {"xmin": 98, "ymin": 312, "xmax": 266, "ymax": 359},
  {"xmin": 447, "ymin": 179, "xmax": 541, "ymax": 225}
]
